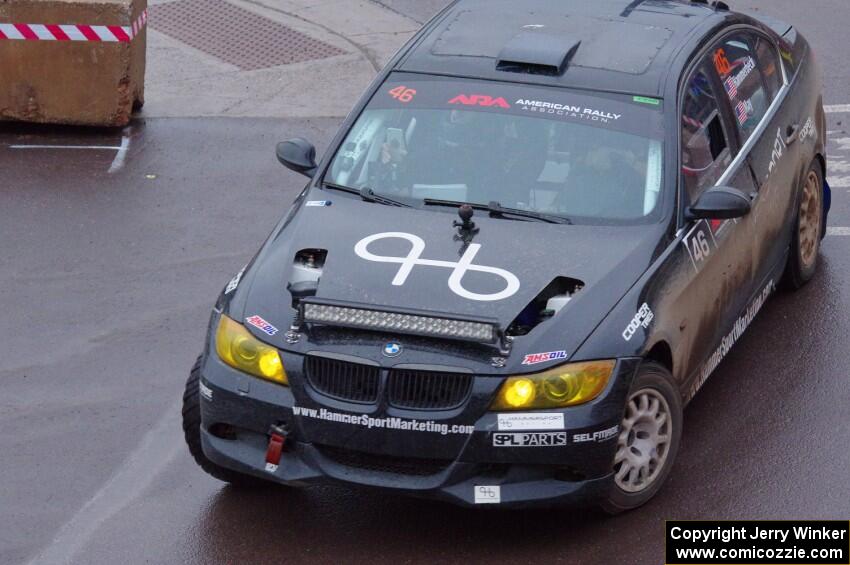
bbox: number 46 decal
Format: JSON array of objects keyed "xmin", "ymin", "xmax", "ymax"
[
  {"xmin": 684, "ymin": 220, "xmax": 718, "ymax": 272},
  {"xmin": 388, "ymin": 85, "xmax": 417, "ymax": 103}
]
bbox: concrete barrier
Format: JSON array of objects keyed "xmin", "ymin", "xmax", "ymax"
[{"xmin": 0, "ymin": 0, "xmax": 146, "ymax": 127}]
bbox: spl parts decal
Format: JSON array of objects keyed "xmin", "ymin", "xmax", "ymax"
[
  {"xmin": 291, "ymin": 406, "xmax": 474, "ymax": 436},
  {"xmin": 687, "ymin": 279, "xmax": 775, "ymax": 401},
  {"xmin": 246, "ymin": 315, "xmax": 279, "ymax": 336},
  {"xmin": 522, "ymin": 350, "xmax": 567, "ymax": 365},
  {"xmin": 354, "ymin": 232, "xmax": 520, "ymax": 302},
  {"xmin": 496, "ymin": 413, "xmax": 564, "ymax": 431},
  {"xmin": 225, "ymin": 265, "xmax": 246, "ymax": 295},
  {"xmin": 572, "ymin": 425, "xmax": 619, "ymax": 443},
  {"xmin": 493, "ymin": 432, "xmax": 567, "ymax": 447},
  {"xmin": 622, "ymin": 303, "xmax": 654, "ymax": 342},
  {"xmin": 474, "ymin": 485, "xmax": 501, "ymax": 504},
  {"xmin": 305, "ymin": 200, "xmax": 332, "ymax": 207}
]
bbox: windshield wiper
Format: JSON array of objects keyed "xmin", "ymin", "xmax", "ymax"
[
  {"xmin": 423, "ymin": 198, "xmax": 572, "ymax": 224},
  {"xmin": 322, "ymin": 182, "xmax": 411, "ymax": 207}
]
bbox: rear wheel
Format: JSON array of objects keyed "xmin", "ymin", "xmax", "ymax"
[
  {"xmin": 783, "ymin": 162, "xmax": 823, "ymax": 290},
  {"xmin": 183, "ymin": 356, "xmax": 272, "ymax": 488},
  {"xmin": 601, "ymin": 362, "xmax": 682, "ymax": 514}
]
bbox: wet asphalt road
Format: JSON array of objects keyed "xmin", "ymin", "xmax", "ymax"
[{"xmin": 3, "ymin": 2, "xmax": 850, "ymax": 564}]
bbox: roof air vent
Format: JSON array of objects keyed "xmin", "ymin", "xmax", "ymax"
[{"xmin": 496, "ymin": 31, "xmax": 580, "ymax": 76}]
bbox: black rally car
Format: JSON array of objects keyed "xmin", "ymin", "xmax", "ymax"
[{"xmin": 182, "ymin": 0, "xmax": 829, "ymax": 511}]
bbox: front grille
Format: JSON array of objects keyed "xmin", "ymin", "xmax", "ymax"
[
  {"xmin": 388, "ymin": 370, "xmax": 473, "ymax": 410},
  {"xmin": 317, "ymin": 445, "xmax": 452, "ymax": 476},
  {"xmin": 304, "ymin": 356, "xmax": 380, "ymax": 403}
]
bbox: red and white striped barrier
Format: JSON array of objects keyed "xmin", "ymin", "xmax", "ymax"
[{"xmin": 0, "ymin": 9, "xmax": 146, "ymax": 42}]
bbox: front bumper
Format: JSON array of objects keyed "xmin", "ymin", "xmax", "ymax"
[{"xmin": 198, "ymin": 350, "xmax": 639, "ymax": 508}]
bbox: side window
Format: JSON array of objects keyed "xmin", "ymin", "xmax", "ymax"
[
  {"xmin": 711, "ymin": 33, "xmax": 771, "ymax": 142},
  {"xmin": 681, "ymin": 65, "xmax": 732, "ymax": 204},
  {"xmin": 754, "ymin": 34, "xmax": 783, "ymax": 99}
]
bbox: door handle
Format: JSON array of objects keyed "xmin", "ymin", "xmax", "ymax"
[{"xmin": 785, "ymin": 123, "xmax": 800, "ymax": 145}]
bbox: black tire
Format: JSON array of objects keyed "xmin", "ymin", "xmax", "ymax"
[
  {"xmin": 601, "ymin": 362, "xmax": 683, "ymax": 515},
  {"xmin": 782, "ymin": 161, "xmax": 824, "ymax": 290},
  {"xmin": 182, "ymin": 356, "xmax": 272, "ymax": 488}
]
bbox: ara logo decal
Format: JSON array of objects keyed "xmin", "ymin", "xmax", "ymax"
[
  {"xmin": 354, "ymin": 232, "xmax": 520, "ymax": 302},
  {"xmin": 448, "ymin": 94, "xmax": 510, "ymax": 108}
]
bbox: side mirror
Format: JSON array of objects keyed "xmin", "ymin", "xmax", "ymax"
[
  {"xmin": 686, "ymin": 186, "xmax": 752, "ymax": 221},
  {"xmin": 276, "ymin": 138, "xmax": 318, "ymax": 178}
]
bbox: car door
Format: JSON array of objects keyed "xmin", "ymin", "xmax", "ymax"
[
  {"xmin": 708, "ymin": 29, "xmax": 800, "ymax": 288},
  {"xmin": 675, "ymin": 59, "xmax": 761, "ymax": 399}
]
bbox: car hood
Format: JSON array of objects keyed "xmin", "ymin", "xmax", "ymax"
[{"xmin": 240, "ymin": 194, "xmax": 666, "ymax": 361}]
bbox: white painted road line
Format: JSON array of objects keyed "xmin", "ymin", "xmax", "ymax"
[
  {"xmin": 825, "ymin": 104, "xmax": 850, "ymax": 114},
  {"xmin": 28, "ymin": 403, "xmax": 183, "ymax": 565},
  {"xmin": 107, "ymin": 135, "xmax": 131, "ymax": 174},
  {"xmin": 827, "ymin": 227, "xmax": 850, "ymax": 236}
]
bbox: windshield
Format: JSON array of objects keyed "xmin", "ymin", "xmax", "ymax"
[{"xmin": 327, "ymin": 75, "xmax": 665, "ymax": 224}]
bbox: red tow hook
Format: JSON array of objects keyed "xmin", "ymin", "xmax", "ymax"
[{"xmin": 264, "ymin": 425, "xmax": 287, "ymax": 473}]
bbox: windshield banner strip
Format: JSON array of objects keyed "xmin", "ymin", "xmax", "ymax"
[{"xmin": 370, "ymin": 79, "xmax": 663, "ymax": 138}]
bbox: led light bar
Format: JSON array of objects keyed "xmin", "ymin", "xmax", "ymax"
[{"xmin": 301, "ymin": 301, "xmax": 499, "ymax": 343}]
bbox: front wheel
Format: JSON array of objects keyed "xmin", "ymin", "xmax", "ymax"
[
  {"xmin": 783, "ymin": 162, "xmax": 824, "ymax": 290},
  {"xmin": 601, "ymin": 362, "xmax": 683, "ymax": 514},
  {"xmin": 183, "ymin": 356, "xmax": 273, "ymax": 488}
]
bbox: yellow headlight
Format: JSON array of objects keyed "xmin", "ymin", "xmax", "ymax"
[
  {"xmin": 215, "ymin": 314, "xmax": 288, "ymax": 385},
  {"xmin": 490, "ymin": 360, "xmax": 615, "ymax": 410}
]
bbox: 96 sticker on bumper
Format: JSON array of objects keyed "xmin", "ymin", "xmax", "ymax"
[
  {"xmin": 493, "ymin": 432, "xmax": 567, "ymax": 447},
  {"xmin": 474, "ymin": 485, "xmax": 501, "ymax": 504},
  {"xmin": 497, "ymin": 413, "xmax": 564, "ymax": 430}
]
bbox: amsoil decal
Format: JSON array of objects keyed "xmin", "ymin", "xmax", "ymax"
[
  {"xmin": 522, "ymin": 350, "xmax": 567, "ymax": 365},
  {"xmin": 688, "ymin": 280, "xmax": 776, "ymax": 401},
  {"xmin": 493, "ymin": 432, "xmax": 567, "ymax": 447},
  {"xmin": 292, "ymin": 406, "xmax": 474, "ymax": 435},
  {"xmin": 449, "ymin": 94, "xmax": 510, "ymax": 108},
  {"xmin": 516, "ymin": 99, "xmax": 622, "ymax": 124},
  {"xmin": 246, "ymin": 315, "xmax": 279, "ymax": 336}
]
